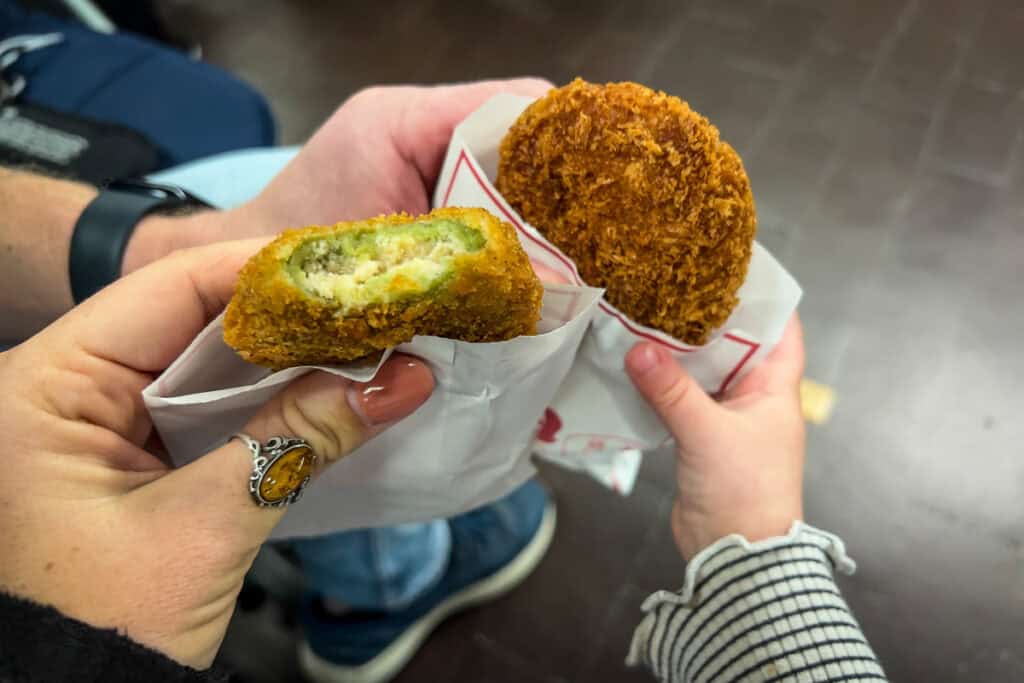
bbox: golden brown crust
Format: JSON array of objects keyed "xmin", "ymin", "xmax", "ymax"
[
  {"xmin": 496, "ymin": 78, "xmax": 756, "ymax": 345},
  {"xmin": 223, "ymin": 207, "xmax": 543, "ymax": 368}
]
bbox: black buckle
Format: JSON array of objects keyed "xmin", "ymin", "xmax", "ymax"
[
  {"xmin": 105, "ymin": 178, "xmax": 197, "ymax": 204},
  {"xmin": 0, "ymin": 33, "xmax": 64, "ymax": 106},
  {"xmin": 0, "ymin": 73, "xmax": 24, "ymax": 105}
]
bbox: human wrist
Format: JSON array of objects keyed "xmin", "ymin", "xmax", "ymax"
[
  {"xmin": 0, "ymin": 169, "xmax": 98, "ymax": 337},
  {"xmin": 120, "ymin": 191, "xmax": 290, "ymax": 275},
  {"xmin": 121, "ymin": 208, "xmax": 222, "ymax": 275},
  {"xmin": 671, "ymin": 500, "xmax": 804, "ymax": 561}
]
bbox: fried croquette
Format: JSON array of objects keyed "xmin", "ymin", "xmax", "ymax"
[
  {"xmin": 223, "ymin": 207, "xmax": 543, "ymax": 368},
  {"xmin": 496, "ymin": 78, "xmax": 756, "ymax": 345}
]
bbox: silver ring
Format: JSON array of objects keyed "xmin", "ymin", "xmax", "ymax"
[{"xmin": 232, "ymin": 433, "xmax": 317, "ymax": 508}]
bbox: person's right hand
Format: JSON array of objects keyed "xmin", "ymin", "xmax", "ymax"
[
  {"xmin": 625, "ymin": 315, "xmax": 806, "ymax": 560},
  {"xmin": 0, "ymin": 240, "xmax": 434, "ymax": 669}
]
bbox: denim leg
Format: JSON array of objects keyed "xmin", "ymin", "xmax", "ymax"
[{"xmin": 291, "ymin": 521, "xmax": 452, "ymax": 611}]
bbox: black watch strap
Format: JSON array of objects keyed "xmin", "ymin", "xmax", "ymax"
[{"xmin": 68, "ymin": 179, "xmax": 208, "ymax": 303}]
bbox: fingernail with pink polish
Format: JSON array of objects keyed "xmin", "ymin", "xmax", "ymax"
[
  {"xmin": 629, "ymin": 343, "xmax": 663, "ymax": 375},
  {"xmin": 347, "ymin": 357, "xmax": 434, "ymax": 426}
]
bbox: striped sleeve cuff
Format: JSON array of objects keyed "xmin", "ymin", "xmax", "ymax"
[{"xmin": 627, "ymin": 521, "xmax": 887, "ymax": 683}]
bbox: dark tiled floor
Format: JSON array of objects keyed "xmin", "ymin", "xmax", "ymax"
[{"xmin": 159, "ymin": 0, "xmax": 1024, "ymax": 681}]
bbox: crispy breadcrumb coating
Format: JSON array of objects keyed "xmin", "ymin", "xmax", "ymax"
[
  {"xmin": 224, "ymin": 208, "xmax": 543, "ymax": 368},
  {"xmin": 496, "ymin": 78, "xmax": 756, "ymax": 344}
]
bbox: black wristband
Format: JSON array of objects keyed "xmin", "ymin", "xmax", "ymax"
[{"xmin": 68, "ymin": 179, "xmax": 208, "ymax": 303}]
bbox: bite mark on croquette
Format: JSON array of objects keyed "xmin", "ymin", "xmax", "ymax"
[{"xmin": 223, "ymin": 208, "xmax": 543, "ymax": 369}]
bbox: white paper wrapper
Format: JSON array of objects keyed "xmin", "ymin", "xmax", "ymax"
[
  {"xmin": 144, "ymin": 284, "xmax": 602, "ymax": 539},
  {"xmin": 432, "ymin": 94, "xmax": 802, "ymax": 492},
  {"xmin": 143, "ymin": 92, "xmax": 801, "ymax": 537}
]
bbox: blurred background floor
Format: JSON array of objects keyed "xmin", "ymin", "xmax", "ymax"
[{"xmin": 155, "ymin": 0, "xmax": 1024, "ymax": 681}]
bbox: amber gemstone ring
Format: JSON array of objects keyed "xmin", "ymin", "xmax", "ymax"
[{"xmin": 232, "ymin": 433, "xmax": 317, "ymax": 508}]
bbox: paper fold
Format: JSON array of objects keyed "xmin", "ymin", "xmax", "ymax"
[{"xmin": 144, "ymin": 285, "xmax": 602, "ymax": 538}]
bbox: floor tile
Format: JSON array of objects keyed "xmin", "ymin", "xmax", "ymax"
[{"xmin": 924, "ymin": 81, "xmax": 1024, "ymax": 183}]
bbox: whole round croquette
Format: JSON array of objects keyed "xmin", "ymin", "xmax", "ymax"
[{"xmin": 496, "ymin": 78, "xmax": 756, "ymax": 345}]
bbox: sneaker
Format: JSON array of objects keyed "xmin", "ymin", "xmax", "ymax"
[{"xmin": 297, "ymin": 480, "xmax": 556, "ymax": 683}]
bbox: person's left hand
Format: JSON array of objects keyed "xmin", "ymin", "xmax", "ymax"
[
  {"xmin": 123, "ymin": 78, "xmax": 553, "ymax": 273},
  {"xmin": 624, "ymin": 316, "xmax": 806, "ymax": 560},
  {"xmin": 0, "ymin": 240, "xmax": 434, "ymax": 669}
]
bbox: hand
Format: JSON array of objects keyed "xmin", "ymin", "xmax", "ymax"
[
  {"xmin": 123, "ymin": 78, "xmax": 553, "ymax": 273},
  {"xmin": 0, "ymin": 241, "xmax": 434, "ymax": 668},
  {"xmin": 625, "ymin": 315, "xmax": 806, "ymax": 560}
]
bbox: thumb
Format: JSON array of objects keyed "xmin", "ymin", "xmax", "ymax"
[
  {"xmin": 624, "ymin": 343, "xmax": 718, "ymax": 451},
  {"xmin": 131, "ymin": 355, "xmax": 434, "ymax": 541}
]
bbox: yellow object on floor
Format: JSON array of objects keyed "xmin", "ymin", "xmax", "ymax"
[{"xmin": 800, "ymin": 378, "xmax": 836, "ymax": 425}]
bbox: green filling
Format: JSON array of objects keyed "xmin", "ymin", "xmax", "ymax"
[{"xmin": 287, "ymin": 219, "xmax": 485, "ymax": 310}]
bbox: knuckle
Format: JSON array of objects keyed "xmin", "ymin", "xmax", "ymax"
[
  {"xmin": 657, "ymin": 375, "xmax": 693, "ymax": 414},
  {"xmin": 346, "ymin": 86, "xmax": 376, "ymax": 105},
  {"xmin": 344, "ymin": 85, "xmax": 393, "ymax": 114},
  {"xmin": 278, "ymin": 392, "xmax": 364, "ymax": 464}
]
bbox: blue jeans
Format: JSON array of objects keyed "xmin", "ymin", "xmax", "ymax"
[
  {"xmin": 290, "ymin": 523, "xmax": 451, "ymax": 610},
  {"xmin": 152, "ymin": 148, "xmax": 451, "ymax": 611}
]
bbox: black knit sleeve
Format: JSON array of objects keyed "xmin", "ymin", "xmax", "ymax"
[{"xmin": 0, "ymin": 591, "xmax": 234, "ymax": 683}]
